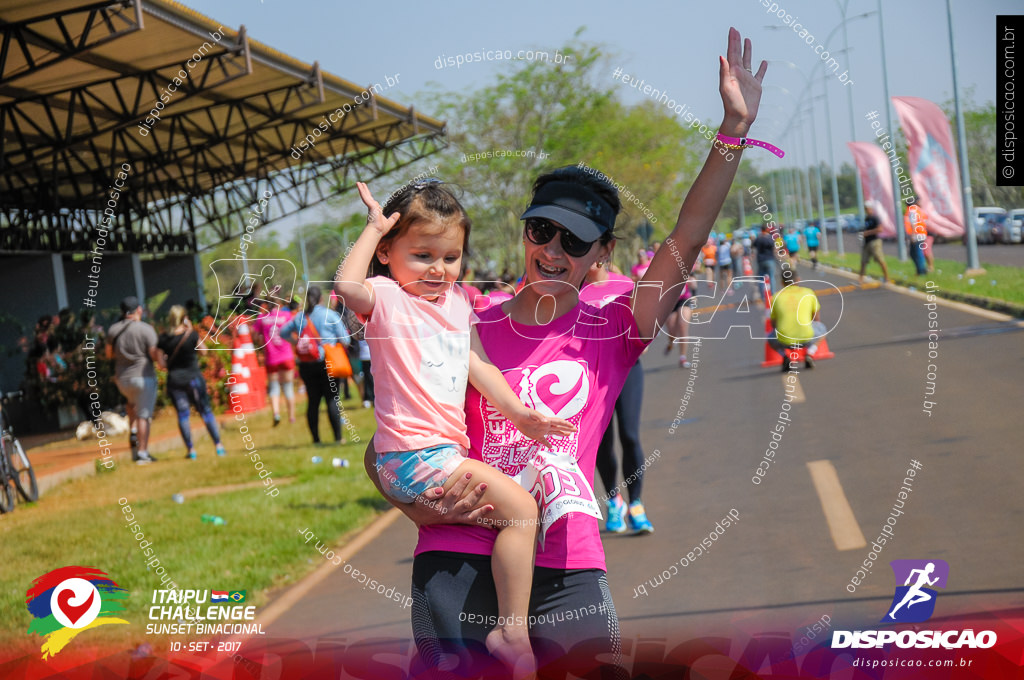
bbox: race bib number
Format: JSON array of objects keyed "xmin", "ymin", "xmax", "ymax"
[{"xmin": 517, "ymin": 450, "xmax": 602, "ymax": 548}]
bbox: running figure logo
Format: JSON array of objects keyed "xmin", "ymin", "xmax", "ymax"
[{"xmin": 882, "ymin": 559, "xmax": 949, "ymax": 624}]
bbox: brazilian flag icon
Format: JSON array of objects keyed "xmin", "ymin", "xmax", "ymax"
[{"xmin": 229, "ymin": 591, "xmax": 246, "ymax": 602}]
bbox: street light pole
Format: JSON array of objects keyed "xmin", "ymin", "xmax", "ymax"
[
  {"xmin": 805, "ymin": 99, "xmax": 829, "ymax": 254},
  {"xmin": 839, "ymin": 1, "xmax": 867, "ymax": 240},
  {"xmin": 821, "ymin": 76, "xmax": 845, "ymax": 256},
  {"xmin": 298, "ymin": 225, "xmax": 310, "ymax": 284},
  {"xmin": 876, "ymin": 0, "xmax": 907, "ymax": 262},
  {"xmin": 945, "ymin": 0, "xmax": 980, "ymax": 271}
]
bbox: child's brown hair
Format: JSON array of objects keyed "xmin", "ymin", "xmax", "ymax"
[{"xmin": 369, "ymin": 179, "xmax": 472, "ymax": 278}]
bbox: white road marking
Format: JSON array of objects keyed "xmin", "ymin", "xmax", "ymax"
[
  {"xmin": 781, "ymin": 373, "xmax": 806, "ymax": 403},
  {"xmin": 807, "ymin": 460, "xmax": 867, "ymax": 551}
]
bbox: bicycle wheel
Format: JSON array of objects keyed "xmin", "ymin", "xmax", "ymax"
[
  {"xmin": 10, "ymin": 439, "xmax": 37, "ymax": 502},
  {"xmin": 0, "ymin": 463, "xmax": 14, "ymax": 514}
]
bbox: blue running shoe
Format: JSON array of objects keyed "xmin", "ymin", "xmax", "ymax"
[
  {"xmin": 605, "ymin": 494, "xmax": 628, "ymax": 533},
  {"xmin": 627, "ymin": 500, "xmax": 654, "ymax": 534},
  {"xmin": 215, "ymin": 443, "xmax": 227, "ymax": 457},
  {"xmin": 185, "ymin": 449, "xmax": 197, "ymax": 460}
]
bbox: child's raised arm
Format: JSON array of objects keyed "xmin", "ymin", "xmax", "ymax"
[
  {"xmin": 334, "ymin": 181, "xmax": 400, "ymax": 316},
  {"xmin": 468, "ymin": 328, "xmax": 576, "ymax": 448}
]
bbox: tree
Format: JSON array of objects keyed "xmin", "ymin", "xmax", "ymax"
[{"xmin": 417, "ymin": 31, "xmax": 709, "ymax": 275}]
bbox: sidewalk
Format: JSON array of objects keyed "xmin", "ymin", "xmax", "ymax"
[{"xmin": 25, "ymin": 409, "xmax": 246, "ymax": 497}]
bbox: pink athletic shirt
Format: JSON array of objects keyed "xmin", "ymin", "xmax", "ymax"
[
  {"xmin": 252, "ymin": 309, "xmax": 294, "ymax": 367},
  {"xmin": 364, "ymin": 277, "xmax": 477, "ymax": 454},
  {"xmin": 415, "ymin": 294, "xmax": 648, "ymax": 571},
  {"xmin": 579, "ymin": 273, "xmax": 635, "ymax": 308}
]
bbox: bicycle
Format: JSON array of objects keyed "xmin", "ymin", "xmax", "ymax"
[{"xmin": 0, "ymin": 391, "xmax": 38, "ymax": 513}]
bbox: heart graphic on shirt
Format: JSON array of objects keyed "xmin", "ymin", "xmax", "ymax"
[
  {"xmin": 57, "ymin": 588, "xmax": 94, "ymax": 625},
  {"xmin": 519, "ymin": 361, "xmax": 589, "ymax": 419}
]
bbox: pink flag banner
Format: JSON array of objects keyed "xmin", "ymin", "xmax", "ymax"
[
  {"xmin": 847, "ymin": 142, "xmax": 897, "ymax": 238},
  {"xmin": 892, "ymin": 96, "xmax": 965, "ymax": 238}
]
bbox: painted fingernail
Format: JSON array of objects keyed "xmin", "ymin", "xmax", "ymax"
[{"xmin": 479, "ymin": 484, "xmax": 487, "ymax": 491}]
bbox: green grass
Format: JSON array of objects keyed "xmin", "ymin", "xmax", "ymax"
[
  {"xmin": 1, "ymin": 396, "xmax": 384, "ymax": 655},
  {"xmin": 817, "ymin": 252, "xmax": 1024, "ymax": 308}
]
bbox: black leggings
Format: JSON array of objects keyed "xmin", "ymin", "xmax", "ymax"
[
  {"xmin": 596, "ymin": 360, "xmax": 645, "ymax": 503},
  {"xmin": 362, "ymin": 359, "xmax": 375, "ymax": 404},
  {"xmin": 410, "ymin": 551, "xmax": 625, "ymax": 679},
  {"xmin": 297, "ymin": 361, "xmax": 342, "ymax": 443}
]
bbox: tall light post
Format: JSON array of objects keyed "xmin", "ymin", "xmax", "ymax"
[
  {"xmin": 837, "ymin": 0, "xmax": 867, "ymax": 240},
  {"xmin": 945, "ymin": 0, "xmax": 980, "ymax": 271},
  {"xmin": 876, "ymin": 0, "xmax": 907, "ymax": 261},
  {"xmin": 801, "ymin": 98, "xmax": 830, "ymax": 254},
  {"xmin": 768, "ymin": 63, "xmax": 832, "ymax": 253},
  {"xmin": 769, "ymin": 12, "xmax": 875, "ymax": 255}
]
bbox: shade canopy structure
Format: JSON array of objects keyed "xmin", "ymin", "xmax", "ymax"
[{"xmin": 0, "ymin": 0, "xmax": 447, "ymax": 255}]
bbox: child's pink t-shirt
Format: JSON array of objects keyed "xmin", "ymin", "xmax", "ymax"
[
  {"xmin": 364, "ymin": 277, "xmax": 477, "ymax": 454},
  {"xmin": 252, "ymin": 309, "xmax": 295, "ymax": 367},
  {"xmin": 415, "ymin": 295, "xmax": 648, "ymax": 571}
]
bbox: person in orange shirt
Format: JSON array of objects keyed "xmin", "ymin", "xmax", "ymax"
[
  {"xmin": 904, "ymin": 204, "xmax": 934, "ymax": 273},
  {"xmin": 702, "ymin": 239, "xmax": 718, "ymax": 282}
]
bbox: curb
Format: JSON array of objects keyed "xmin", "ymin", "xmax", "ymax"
[{"xmin": 807, "ymin": 260, "xmax": 1024, "ymax": 323}]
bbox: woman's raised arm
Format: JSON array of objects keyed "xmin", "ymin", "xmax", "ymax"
[{"xmin": 632, "ymin": 27, "xmax": 768, "ymax": 339}]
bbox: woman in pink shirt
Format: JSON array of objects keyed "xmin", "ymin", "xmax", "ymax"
[
  {"xmin": 252, "ymin": 302, "xmax": 296, "ymax": 426},
  {"xmin": 361, "ymin": 28, "xmax": 767, "ymax": 676}
]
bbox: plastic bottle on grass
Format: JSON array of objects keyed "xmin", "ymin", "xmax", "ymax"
[{"xmin": 201, "ymin": 514, "xmax": 226, "ymax": 526}]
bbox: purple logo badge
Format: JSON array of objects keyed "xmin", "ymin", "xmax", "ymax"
[{"xmin": 882, "ymin": 559, "xmax": 949, "ymax": 624}]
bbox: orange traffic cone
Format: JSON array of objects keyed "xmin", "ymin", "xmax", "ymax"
[{"xmin": 229, "ymin": 322, "xmax": 267, "ymax": 413}]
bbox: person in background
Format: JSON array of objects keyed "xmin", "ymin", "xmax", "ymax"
[
  {"xmin": 701, "ymin": 237, "xmax": 718, "ymax": 282},
  {"xmin": 858, "ymin": 205, "xmax": 890, "ymax": 285},
  {"xmin": 782, "ymin": 226, "xmax": 801, "ymax": 270},
  {"xmin": 803, "ymin": 221, "xmax": 822, "ymax": 270},
  {"xmin": 716, "ymin": 236, "xmax": 733, "ymax": 291},
  {"xmin": 768, "ymin": 275, "xmax": 827, "ymax": 371},
  {"xmin": 905, "ymin": 204, "xmax": 934, "ymax": 273},
  {"xmin": 753, "ymin": 224, "xmax": 778, "ymax": 300},
  {"xmin": 281, "ymin": 286, "xmax": 349, "ymax": 445},
  {"xmin": 730, "ymin": 236, "xmax": 745, "ymax": 282},
  {"xmin": 108, "ymin": 296, "xmax": 160, "ymax": 464},
  {"xmin": 251, "ymin": 299, "xmax": 297, "ymax": 426},
  {"xmin": 156, "ymin": 305, "xmax": 226, "ymax": 459},
  {"xmin": 630, "ymin": 248, "xmax": 652, "ymax": 280},
  {"xmin": 582, "ymin": 258, "xmax": 654, "ymax": 535}
]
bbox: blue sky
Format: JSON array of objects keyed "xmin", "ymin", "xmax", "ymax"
[{"xmin": 199, "ymin": 0, "xmax": 1013, "ymax": 240}]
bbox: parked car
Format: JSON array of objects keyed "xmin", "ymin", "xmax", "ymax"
[
  {"xmin": 840, "ymin": 213, "xmax": 863, "ymax": 231},
  {"xmin": 970, "ymin": 207, "xmax": 1005, "ymax": 245},
  {"xmin": 823, "ymin": 217, "xmax": 843, "ymax": 233},
  {"xmin": 1000, "ymin": 209, "xmax": 1024, "ymax": 244}
]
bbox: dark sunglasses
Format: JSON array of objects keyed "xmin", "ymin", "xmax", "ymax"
[{"xmin": 524, "ymin": 218, "xmax": 596, "ymax": 257}]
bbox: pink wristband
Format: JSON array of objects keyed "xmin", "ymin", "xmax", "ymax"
[{"xmin": 716, "ymin": 133, "xmax": 785, "ymax": 158}]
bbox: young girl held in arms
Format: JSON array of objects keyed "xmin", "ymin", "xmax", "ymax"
[{"xmin": 336, "ymin": 179, "xmax": 575, "ymax": 677}]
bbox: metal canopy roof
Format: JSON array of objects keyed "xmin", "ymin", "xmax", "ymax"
[{"xmin": 0, "ymin": 0, "xmax": 446, "ymax": 254}]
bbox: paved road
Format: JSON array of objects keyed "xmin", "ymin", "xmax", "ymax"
[{"xmin": 245, "ymin": 266, "xmax": 1024, "ymax": 675}]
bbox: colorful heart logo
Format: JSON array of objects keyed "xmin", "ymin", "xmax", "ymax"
[{"xmin": 56, "ymin": 588, "xmax": 95, "ymax": 626}]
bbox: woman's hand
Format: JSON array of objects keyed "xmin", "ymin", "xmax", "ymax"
[
  {"xmin": 363, "ymin": 443, "xmax": 495, "ymax": 527},
  {"xmin": 356, "ymin": 182, "xmax": 400, "ymax": 237},
  {"xmin": 511, "ymin": 409, "xmax": 577, "ymax": 449},
  {"xmin": 719, "ymin": 27, "xmax": 768, "ymax": 137},
  {"xmin": 406, "ymin": 472, "xmax": 496, "ymax": 527}
]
